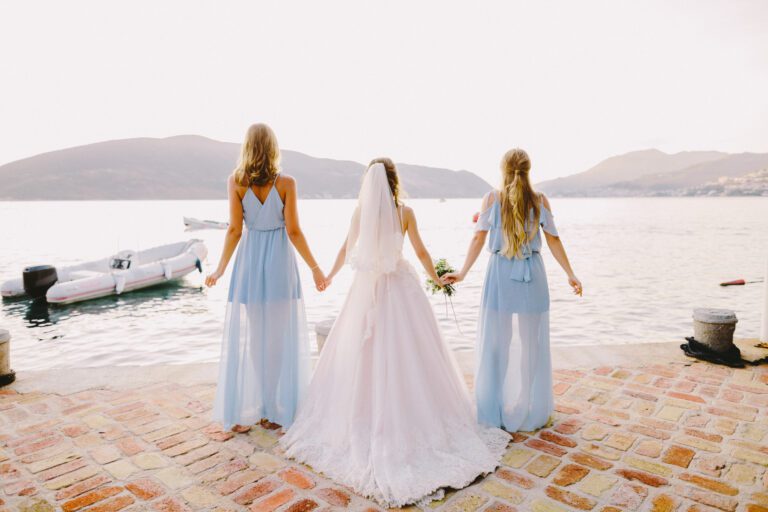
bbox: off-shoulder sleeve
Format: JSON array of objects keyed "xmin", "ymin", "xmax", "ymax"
[
  {"xmin": 540, "ymin": 205, "xmax": 558, "ymax": 236},
  {"xmin": 474, "ymin": 192, "xmax": 496, "ymax": 232}
]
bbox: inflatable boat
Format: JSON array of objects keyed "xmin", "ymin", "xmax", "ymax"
[
  {"xmin": 1, "ymin": 240, "xmax": 207, "ymax": 304},
  {"xmin": 184, "ymin": 217, "xmax": 228, "ymax": 231}
]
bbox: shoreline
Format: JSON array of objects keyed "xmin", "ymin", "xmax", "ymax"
[{"xmin": 11, "ymin": 340, "xmax": 691, "ymax": 396}]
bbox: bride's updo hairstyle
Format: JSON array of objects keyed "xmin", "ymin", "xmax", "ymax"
[
  {"xmin": 234, "ymin": 123, "xmax": 281, "ymax": 187},
  {"xmin": 369, "ymin": 157, "xmax": 401, "ymax": 206},
  {"xmin": 499, "ymin": 148, "xmax": 540, "ymax": 258}
]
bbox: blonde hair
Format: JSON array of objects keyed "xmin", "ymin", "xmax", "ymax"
[
  {"xmin": 233, "ymin": 123, "xmax": 280, "ymax": 187},
  {"xmin": 499, "ymin": 148, "xmax": 540, "ymax": 258},
  {"xmin": 369, "ymin": 157, "xmax": 402, "ymax": 206}
]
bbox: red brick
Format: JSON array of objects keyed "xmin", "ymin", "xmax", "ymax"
[
  {"xmin": 279, "ymin": 468, "xmax": 315, "ymax": 490},
  {"xmin": 87, "ymin": 495, "xmax": 135, "ymax": 512},
  {"xmin": 662, "ymin": 445, "xmax": 695, "ymax": 468},
  {"xmin": 609, "ymin": 483, "xmax": 648, "ymax": 508},
  {"xmin": 115, "ymin": 437, "xmax": 144, "ymax": 456},
  {"xmin": 285, "ymin": 499, "xmax": 319, "ymax": 512},
  {"xmin": 569, "ymin": 452, "xmax": 614, "ymax": 471},
  {"xmin": 39, "ymin": 459, "xmax": 88, "ymax": 481},
  {"xmin": 684, "ymin": 428, "xmax": 723, "ymax": 443},
  {"xmin": 13, "ymin": 435, "xmax": 61, "ymax": 455},
  {"xmin": 554, "ymin": 418, "xmax": 583, "ymax": 435},
  {"xmin": 55, "ymin": 475, "xmax": 112, "ymax": 500},
  {"xmin": 510, "ymin": 432, "xmax": 529, "ymax": 443},
  {"xmin": 552, "ymin": 464, "xmax": 589, "ymax": 486},
  {"xmin": 615, "ymin": 469, "xmax": 669, "ymax": 487},
  {"xmin": 152, "ymin": 496, "xmax": 192, "ymax": 512},
  {"xmin": 539, "ymin": 430, "xmax": 577, "ymax": 448},
  {"xmin": 496, "ymin": 468, "xmax": 535, "ymax": 489},
  {"xmin": 202, "ymin": 423, "xmax": 235, "ymax": 442},
  {"xmin": 667, "ymin": 391, "xmax": 706, "ymax": 403},
  {"xmin": 62, "ymin": 424, "xmax": 90, "ymax": 437},
  {"xmin": 627, "ymin": 424, "xmax": 672, "ymax": 440},
  {"xmin": 317, "ymin": 488, "xmax": 351, "ymax": 507},
  {"xmin": 544, "ymin": 485, "xmax": 596, "ymax": 510},
  {"xmin": 125, "ymin": 478, "xmax": 165, "ymax": 500},
  {"xmin": 525, "ymin": 438, "xmax": 567, "ymax": 457},
  {"xmin": 217, "ymin": 470, "xmax": 264, "ymax": 495},
  {"xmin": 250, "ymin": 489, "xmax": 295, "ymax": 512},
  {"xmin": 680, "ymin": 473, "xmax": 738, "ymax": 496},
  {"xmin": 553, "ymin": 382, "xmax": 571, "ymax": 395},
  {"xmin": 61, "ymin": 486, "xmax": 122, "ymax": 512},
  {"xmin": 233, "ymin": 480, "xmax": 280, "ymax": 506}
]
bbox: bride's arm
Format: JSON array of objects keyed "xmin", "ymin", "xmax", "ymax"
[
  {"xmin": 326, "ymin": 237, "xmax": 348, "ymax": 282},
  {"xmin": 404, "ymin": 207, "xmax": 442, "ymax": 285}
]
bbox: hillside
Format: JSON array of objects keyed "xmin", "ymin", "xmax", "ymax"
[
  {"xmin": 537, "ymin": 149, "xmax": 768, "ymax": 197},
  {"xmin": 0, "ymin": 135, "xmax": 491, "ymax": 200}
]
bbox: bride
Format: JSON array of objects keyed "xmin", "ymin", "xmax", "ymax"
[{"xmin": 279, "ymin": 158, "xmax": 509, "ymax": 508}]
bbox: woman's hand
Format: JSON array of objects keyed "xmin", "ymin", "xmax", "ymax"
[
  {"xmin": 312, "ymin": 267, "xmax": 328, "ymax": 292},
  {"xmin": 205, "ymin": 269, "xmax": 224, "ymax": 287},
  {"xmin": 568, "ymin": 274, "xmax": 583, "ymax": 296},
  {"xmin": 442, "ymin": 272, "xmax": 463, "ymax": 285}
]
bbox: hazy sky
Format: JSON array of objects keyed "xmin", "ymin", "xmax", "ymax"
[{"xmin": 1, "ymin": 1, "xmax": 766, "ymax": 184}]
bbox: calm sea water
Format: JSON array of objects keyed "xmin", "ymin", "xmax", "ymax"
[{"xmin": 1, "ymin": 197, "xmax": 766, "ymax": 371}]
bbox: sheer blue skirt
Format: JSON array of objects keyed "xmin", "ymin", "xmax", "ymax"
[
  {"xmin": 213, "ymin": 228, "xmax": 310, "ymax": 429},
  {"xmin": 476, "ymin": 252, "xmax": 554, "ymax": 432}
]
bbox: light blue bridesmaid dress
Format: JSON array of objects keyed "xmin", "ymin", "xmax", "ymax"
[
  {"xmin": 475, "ymin": 191, "xmax": 558, "ymax": 432},
  {"xmin": 212, "ymin": 183, "xmax": 310, "ymax": 430}
]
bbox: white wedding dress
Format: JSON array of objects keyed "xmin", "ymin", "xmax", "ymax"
[{"xmin": 279, "ymin": 164, "xmax": 509, "ymax": 508}]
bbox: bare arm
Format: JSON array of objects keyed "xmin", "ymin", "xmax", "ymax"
[
  {"xmin": 542, "ymin": 195, "xmax": 582, "ymax": 296},
  {"xmin": 283, "ymin": 176, "xmax": 327, "ymax": 291},
  {"xmin": 326, "ymin": 237, "xmax": 347, "ymax": 282},
  {"xmin": 444, "ymin": 194, "xmax": 491, "ymax": 284},
  {"xmin": 205, "ymin": 176, "xmax": 244, "ymax": 287},
  {"xmin": 404, "ymin": 207, "xmax": 442, "ymax": 284}
]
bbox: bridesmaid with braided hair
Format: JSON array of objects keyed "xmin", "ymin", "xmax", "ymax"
[{"xmin": 444, "ymin": 148, "xmax": 582, "ymax": 432}]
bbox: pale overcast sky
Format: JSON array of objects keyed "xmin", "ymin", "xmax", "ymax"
[{"xmin": 1, "ymin": 1, "xmax": 766, "ymax": 184}]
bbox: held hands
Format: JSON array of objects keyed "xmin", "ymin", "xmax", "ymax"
[
  {"xmin": 442, "ymin": 272, "xmax": 463, "ymax": 285},
  {"xmin": 568, "ymin": 274, "xmax": 583, "ymax": 296},
  {"xmin": 312, "ymin": 267, "xmax": 330, "ymax": 292}
]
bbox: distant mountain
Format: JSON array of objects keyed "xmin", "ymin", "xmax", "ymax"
[
  {"xmin": 0, "ymin": 135, "xmax": 491, "ymax": 200},
  {"xmin": 537, "ymin": 149, "xmax": 768, "ymax": 197}
]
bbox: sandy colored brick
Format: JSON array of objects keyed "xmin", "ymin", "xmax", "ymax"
[
  {"xmin": 180, "ymin": 486, "xmax": 221, "ymax": 508},
  {"xmin": 249, "ymin": 451, "xmax": 286, "ymax": 472},
  {"xmin": 444, "ymin": 493, "xmax": 487, "ymax": 512},
  {"xmin": 656, "ymin": 405, "xmax": 685, "ymax": 422},
  {"xmin": 635, "ymin": 439, "xmax": 662, "ymax": 458},
  {"xmin": 604, "ymin": 432, "xmax": 637, "ymax": 451},
  {"xmin": 154, "ymin": 467, "xmax": 194, "ymax": 490},
  {"xmin": 502, "ymin": 448, "xmax": 535, "ymax": 468},
  {"xmin": 482, "ymin": 479, "xmax": 524, "ymax": 504},
  {"xmin": 578, "ymin": 473, "xmax": 617, "ymax": 497},
  {"xmin": 624, "ymin": 456, "xmax": 673, "ymax": 477},
  {"xmin": 725, "ymin": 463, "xmax": 757, "ymax": 485},
  {"xmin": 103, "ymin": 459, "xmax": 139, "ymax": 479},
  {"xmin": 580, "ymin": 424, "xmax": 608, "ymax": 441},
  {"xmin": 526, "ymin": 454, "xmax": 561, "ymax": 477}
]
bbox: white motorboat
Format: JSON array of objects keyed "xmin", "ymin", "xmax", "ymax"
[
  {"xmin": 184, "ymin": 217, "xmax": 228, "ymax": 231},
  {"xmin": 1, "ymin": 240, "xmax": 207, "ymax": 304}
]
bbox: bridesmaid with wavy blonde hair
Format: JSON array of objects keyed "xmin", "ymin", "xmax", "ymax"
[
  {"xmin": 445, "ymin": 148, "xmax": 582, "ymax": 432},
  {"xmin": 206, "ymin": 123, "xmax": 327, "ymax": 432}
]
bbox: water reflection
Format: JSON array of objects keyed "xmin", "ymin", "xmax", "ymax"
[{"xmin": 2, "ymin": 281, "xmax": 205, "ymax": 335}]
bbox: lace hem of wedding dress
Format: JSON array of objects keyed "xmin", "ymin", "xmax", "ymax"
[{"xmin": 281, "ymin": 426, "xmax": 510, "ymax": 509}]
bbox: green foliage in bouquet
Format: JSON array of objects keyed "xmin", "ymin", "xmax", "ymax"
[{"xmin": 426, "ymin": 258, "xmax": 456, "ymax": 297}]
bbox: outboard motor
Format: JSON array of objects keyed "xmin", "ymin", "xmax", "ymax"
[{"xmin": 23, "ymin": 265, "xmax": 58, "ymax": 300}]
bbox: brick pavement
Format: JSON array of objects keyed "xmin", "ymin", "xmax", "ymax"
[{"xmin": 1, "ymin": 359, "xmax": 767, "ymax": 511}]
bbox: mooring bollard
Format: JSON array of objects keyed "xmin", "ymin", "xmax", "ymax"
[
  {"xmin": 315, "ymin": 319, "xmax": 335, "ymax": 353},
  {"xmin": 693, "ymin": 308, "xmax": 738, "ymax": 353},
  {"xmin": 761, "ymin": 257, "xmax": 768, "ymax": 343},
  {"xmin": 0, "ymin": 329, "xmax": 15, "ymax": 387}
]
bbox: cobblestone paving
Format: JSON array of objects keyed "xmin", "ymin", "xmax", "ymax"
[{"xmin": 1, "ymin": 360, "xmax": 767, "ymax": 511}]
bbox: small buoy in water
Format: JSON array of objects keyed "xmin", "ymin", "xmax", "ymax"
[
  {"xmin": 472, "ymin": 212, "xmax": 479, "ymax": 223},
  {"xmin": 720, "ymin": 278, "xmax": 764, "ymax": 286}
]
